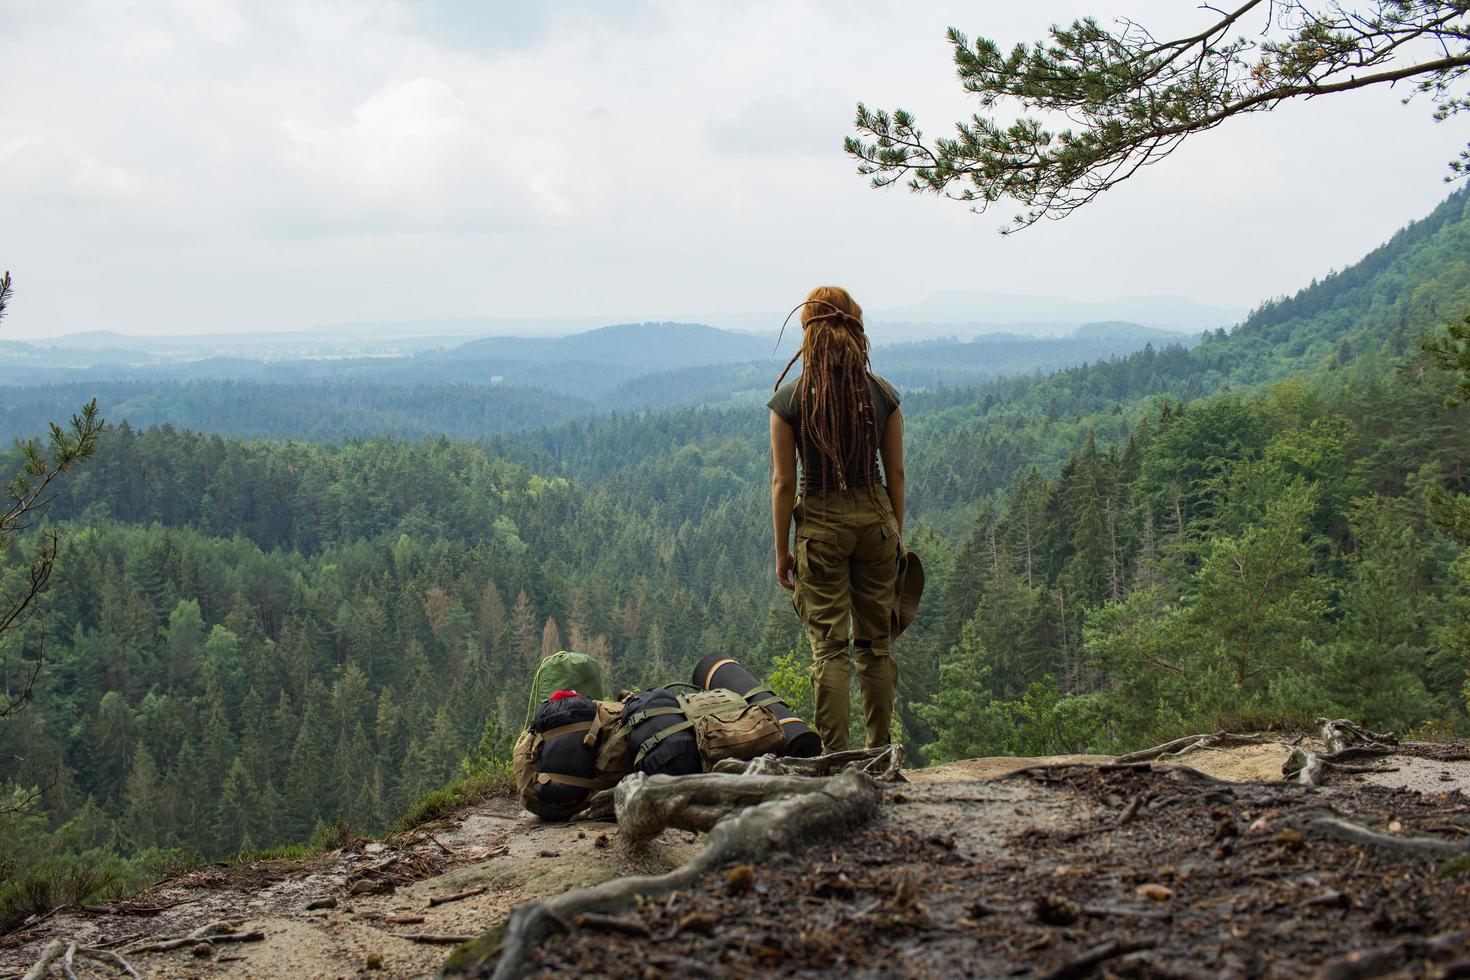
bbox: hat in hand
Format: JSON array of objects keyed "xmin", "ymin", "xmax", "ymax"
[{"xmin": 891, "ymin": 548, "xmax": 924, "ymax": 638}]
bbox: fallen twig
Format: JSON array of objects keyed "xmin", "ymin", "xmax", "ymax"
[
  {"xmin": 571, "ymin": 912, "xmax": 652, "ymax": 937},
  {"xmin": 1041, "ymin": 938, "xmax": 1156, "ymax": 980},
  {"xmin": 76, "ymin": 947, "xmax": 141, "ymax": 978},
  {"xmin": 428, "ymin": 886, "xmax": 487, "ymax": 907},
  {"xmin": 1311, "ymin": 930, "xmax": 1469, "ymax": 979},
  {"xmin": 393, "ymin": 933, "xmax": 474, "ymax": 945}
]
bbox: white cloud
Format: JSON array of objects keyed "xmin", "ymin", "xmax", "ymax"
[{"xmin": 0, "ymin": 0, "xmax": 1464, "ymax": 335}]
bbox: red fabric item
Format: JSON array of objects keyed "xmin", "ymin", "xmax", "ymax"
[{"xmin": 549, "ymin": 690, "xmax": 580, "ymax": 702}]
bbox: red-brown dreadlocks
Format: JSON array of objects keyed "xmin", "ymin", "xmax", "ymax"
[{"xmin": 773, "ymin": 285, "xmax": 880, "ymax": 497}]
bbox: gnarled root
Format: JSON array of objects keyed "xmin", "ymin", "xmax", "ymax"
[
  {"xmin": 1311, "ymin": 929, "xmax": 1468, "ymax": 979},
  {"xmin": 711, "ymin": 744, "xmax": 905, "ymax": 781},
  {"xmin": 1114, "ymin": 731, "xmax": 1273, "ymax": 765},
  {"xmin": 1318, "ymin": 718, "xmax": 1396, "ymax": 756},
  {"xmin": 23, "ymin": 939, "xmax": 141, "ymax": 979},
  {"xmin": 462, "ymin": 769, "xmax": 880, "ymax": 980},
  {"xmin": 1304, "ymin": 817, "xmax": 1469, "ymax": 858}
]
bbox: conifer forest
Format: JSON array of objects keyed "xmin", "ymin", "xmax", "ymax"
[{"xmin": 3, "ymin": 183, "xmax": 1469, "ymax": 924}]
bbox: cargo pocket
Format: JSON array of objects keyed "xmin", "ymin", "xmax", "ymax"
[{"xmin": 791, "ymin": 536, "xmax": 809, "ymax": 618}]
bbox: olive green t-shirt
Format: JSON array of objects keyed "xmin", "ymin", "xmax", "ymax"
[{"xmin": 768, "ymin": 372, "xmax": 900, "ymax": 494}]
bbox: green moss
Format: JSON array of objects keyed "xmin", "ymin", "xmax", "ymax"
[
  {"xmin": 393, "ymin": 768, "xmax": 512, "ymax": 835},
  {"xmin": 1436, "ymin": 854, "xmax": 1470, "ymax": 880},
  {"xmin": 441, "ymin": 921, "xmax": 508, "ymax": 976}
]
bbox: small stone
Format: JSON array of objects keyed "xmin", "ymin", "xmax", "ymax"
[
  {"xmin": 1035, "ymin": 893, "xmax": 1081, "ymax": 926},
  {"xmin": 1136, "ymin": 883, "xmax": 1174, "ymax": 902},
  {"xmin": 191, "ymin": 942, "xmax": 213, "ymax": 958},
  {"xmin": 1387, "ymin": 820, "xmax": 1404, "ymax": 833},
  {"xmin": 305, "ymin": 897, "xmax": 337, "ymax": 910},
  {"xmin": 594, "ymin": 834, "xmax": 609, "ymax": 849},
  {"xmin": 350, "ymin": 879, "xmax": 378, "ymax": 895},
  {"xmin": 366, "ymin": 952, "xmax": 384, "ymax": 970},
  {"xmin": 364, "ymin": 843, "xmax": 386, "ymax": 854},
  {"xmin": 677, "ymin": 911, "xmax": 716, "ymax": 935},
  {"xmin": 1275, "ymin": 828, "xmax": 1305, "ymax": 850},
  {"xmin": 726, "ymin": 864, "xmax": 755, "ymax": 895},
  {"xmin": 538, "ymin": 850, "xmax": 560, "ymax": 858}
]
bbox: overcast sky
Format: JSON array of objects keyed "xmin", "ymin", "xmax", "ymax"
[{"xmin": 2, "ymin": 0, "xmax": 1466, "ymax": 338}]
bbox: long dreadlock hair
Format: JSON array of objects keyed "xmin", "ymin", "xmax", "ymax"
[{"xmin": 773, "ymin": 285, "xmax": 880, "ymax": 499}]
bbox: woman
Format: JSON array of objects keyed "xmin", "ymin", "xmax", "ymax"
[{"xmin": 769, "ymin": 285, "xmax": 904, "ymax": 751}]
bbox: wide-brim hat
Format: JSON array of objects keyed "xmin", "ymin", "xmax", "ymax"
[{"xmin": 891, "ymin": 548, "xmax": 924, "ymax": 638}]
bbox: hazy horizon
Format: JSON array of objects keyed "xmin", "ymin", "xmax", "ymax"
[{"xmin": 3, "ymin": 1, "xmax": 1464, "ymax": 338}]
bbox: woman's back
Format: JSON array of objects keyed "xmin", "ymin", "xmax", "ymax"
[{"xmin": 768, "ymin": 371, "xmax": 901, "ymax": 495}]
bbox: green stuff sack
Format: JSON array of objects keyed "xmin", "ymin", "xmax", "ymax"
[{"xmin": 524, "ymin": 651, "xmax": 605, "ymax": 728}]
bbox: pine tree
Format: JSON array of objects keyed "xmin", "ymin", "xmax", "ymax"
[
  {"xmin": 214, "ymin": 757, "xmax": 257, "ymax": 856},
  {"xmin": 122, "ymin": 743, "xmax": 164, "ymax": 850}
]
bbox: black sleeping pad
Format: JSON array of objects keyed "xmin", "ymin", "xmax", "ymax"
[
  {"xmin": 623, "ymin": 687, "xmax": 703, "ymax": 776},
  {"xmin": 529, "ymin": 694, "xmax": 598, "ymax": 811}
]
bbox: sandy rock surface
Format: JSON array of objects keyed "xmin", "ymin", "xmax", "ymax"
[{"xmin": 5, "ymin": 739, "xmax": 1467, "ymax": 979}]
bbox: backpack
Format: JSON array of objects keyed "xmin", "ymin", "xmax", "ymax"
[
  {"xmin": 513, "ymin": 694, "xmax": 629, "ymax": 821},
  {"xmin": 623, "ymin": 687, "xmax": 785, "ymax": 774}
]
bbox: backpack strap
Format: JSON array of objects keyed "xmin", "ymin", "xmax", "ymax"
[
  {"xmin": 626, "ymin": 706, "xmax": 684, "ymax": 727},
  {"xmin": 539, "ymin": 720, "xmax": 593, "ymax": 741},
  {"xmin": 634, "ymin": 719, "xmax": 697, "ymax": 765},
  {"xmin": 741, "ymin": 685, "xmax": 785, "ymax": 712},
  {"xmin": 536, "ymin": 772, "xmax": 621, "ymax": 790}
]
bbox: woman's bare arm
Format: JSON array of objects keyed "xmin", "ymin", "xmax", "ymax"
[
  {"xmin": 770, "ymin": 411, "xmax": 797, "ymax": 589},
  {"xmin": 878, "ymin": 408, "xmax": 904, "ymax": 537}
]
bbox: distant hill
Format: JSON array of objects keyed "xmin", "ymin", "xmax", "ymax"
[{"xmin": 1071, "ymin": 320, "xmax": 1190, "ymax": 341}]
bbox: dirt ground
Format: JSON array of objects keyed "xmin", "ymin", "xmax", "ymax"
[
  {"xmin": 0, "ymin": 798, "xmax": 693, "ymax": 980},
  {"xmin": 521, "ymin": 763, "xmax": 1470, "ymax": 979},
  {"xmin": 4, "ymin": 739, "xmax": 1468, "ymax": 979}
]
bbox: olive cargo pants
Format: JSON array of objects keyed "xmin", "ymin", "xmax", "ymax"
[{"xmin": 791, "ymin": 490, "xmax": 900, "ymax": 751}]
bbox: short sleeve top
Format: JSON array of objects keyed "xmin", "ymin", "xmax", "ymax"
[{"xmin": 768, "ymin": 372, "xmax": 900, "ymax": 494}]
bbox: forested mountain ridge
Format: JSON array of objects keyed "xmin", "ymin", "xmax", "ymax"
[
  {"xmin": 0, "ymin": 323, "xmax": 1186, "ymax": 442},
  {"xmin": 2, "ymin": 188, "xmax": 1469, "ymax": 931}
]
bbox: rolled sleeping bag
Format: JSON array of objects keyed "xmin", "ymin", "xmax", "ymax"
[
  {"xmin": 527, "ymin": 694, "xmax": 600, "ymax": 819},
  {"xmin": 622, "ymin": 687, "xmax": 703, "ymax": 776},
  {"xmin": 692, "ymin": 653, "xmax": 821, "ymax": 758}
]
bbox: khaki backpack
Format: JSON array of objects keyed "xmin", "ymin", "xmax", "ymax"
[{"xmin": 626, "ymin": 687, "xmax": 784, "ymax": 769}]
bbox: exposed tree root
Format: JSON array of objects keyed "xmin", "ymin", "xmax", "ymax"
[
  {"xmin": 1310, "ymin": 930, "xmax": 1469, "ymax": 979},
  {"xmin": 1284, "ymin": 747, "xmax": 1325, "ymax": 786},
  {"xmin": 570, "ymin": 747, "xmax": 902, "ymax": 825},
  {"xmin": 1286, "ymin": 721, "xmax": 1401, "ymax": 786},
  {"xmin": 1318, "ymin": 718, "xmax": 1397, "ymax": 756},
  {"xmin": 1304, "ymin": 817, "xmax": 1469, "ymax": 858},
  {"xmin": 22, "ymin": 939, "xmax": 141, "ymax": 980},
  {"xmin": 1114, "ymin": 732, "xmax": 1273, "ymax": 765},
  {"xmin": 131, "ymin": 919, "xmax": 264, "ymax": 953},
  {"xmin": 453, "ymin": 768, "xmax": 880, "ymax": 980}
]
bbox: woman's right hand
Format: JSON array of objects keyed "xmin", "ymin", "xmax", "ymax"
[{"xmin": 775, "ymin": 550, "xmax": 796, "ymax": 591}]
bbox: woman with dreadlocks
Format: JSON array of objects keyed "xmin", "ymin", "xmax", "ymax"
[{"xmin": 769, "ymin": 285, "xmax": 904, "ymax": 751}]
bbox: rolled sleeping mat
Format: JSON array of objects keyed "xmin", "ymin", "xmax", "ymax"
[{"xmin": 692, "ymin": 652, "xmax": 822, "ymax": 758}]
